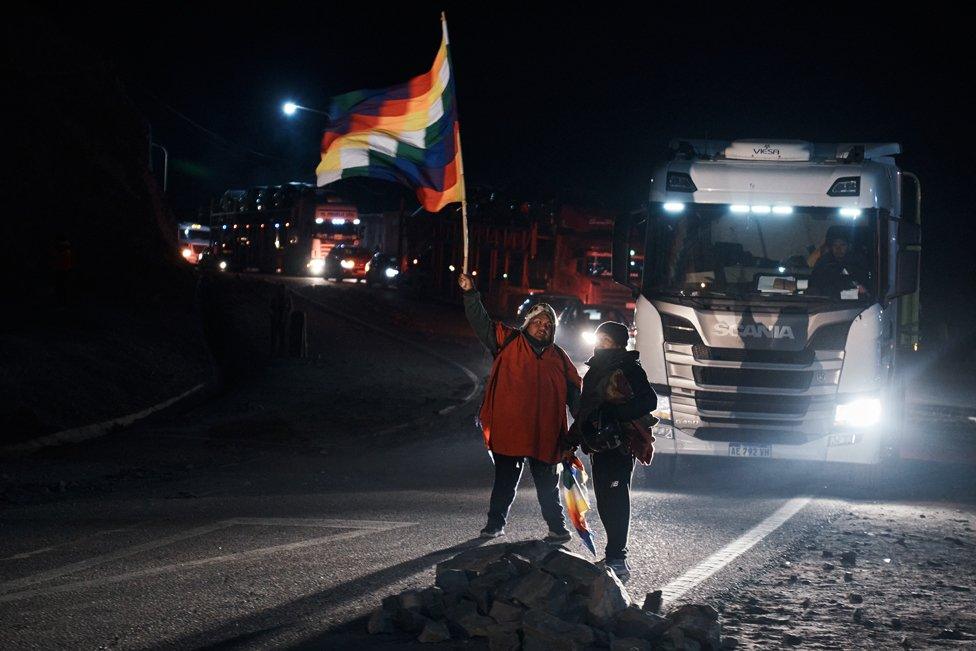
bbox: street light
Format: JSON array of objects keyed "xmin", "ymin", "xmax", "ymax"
[{"xmin": 281, "ymin": 101, "xmax": 330, "ymax": 118}]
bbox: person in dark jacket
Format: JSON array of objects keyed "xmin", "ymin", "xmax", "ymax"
[
  {"xmin": 564, "ymin": 321, "xmax": 656, "ymax": 583},
  {"xmin": 459, "ymin": 274, "xmax": 582, "ymax": 541}
]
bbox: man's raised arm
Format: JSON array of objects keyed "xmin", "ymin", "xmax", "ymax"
[{"xmin": 459, "ymin": 274, "xmax": 496, "ymax": 353}]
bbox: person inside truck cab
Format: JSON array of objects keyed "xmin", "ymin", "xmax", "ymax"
[{"xmin": 808, "ymin": 227, "xmax": 869, "ymax": 299}]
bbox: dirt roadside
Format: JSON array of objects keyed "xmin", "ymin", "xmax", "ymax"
[{"xmin": 715, "ymin": 500, "xmax": 976, "ymax": 649}]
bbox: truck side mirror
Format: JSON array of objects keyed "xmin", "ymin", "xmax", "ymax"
[
  {"xmin": 612, "ymin": 212, "xmax": 641, "ymax": 295},
  {"xmin": 890, "ymin": 220, "xmax": 921, "ymax": 298}
]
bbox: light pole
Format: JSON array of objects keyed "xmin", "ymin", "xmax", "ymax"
[{"xmin": 151, "ymin": 142, "xmax": 169, "ymax": 193}]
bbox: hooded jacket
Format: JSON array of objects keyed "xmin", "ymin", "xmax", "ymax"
[
  {"xmin": 569, "ymin": 347, "xmax": 657, "ymax": 464},
  {"xmin": 464, "ymin": 290, "xmax": 581, "ymax": 464}
]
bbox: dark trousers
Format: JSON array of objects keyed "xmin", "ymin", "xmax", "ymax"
[
  {"xmin": 487, "ymin": 453, "xmax": 566, "ymax": 532},
  {"xmin": 592, "ymin": 447, "xmax": 636, "ymax": 560}
]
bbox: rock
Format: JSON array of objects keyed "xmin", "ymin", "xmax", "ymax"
[
  {"xmin": 509, "ymin": 568, "xmax": 571, "ymax": 614},
  {"xmin": 503, "ymin": 552, "xmax": 534, "ymax": 575},
  {"xmin": 558, "ymin": 594, "xmax": 589, "ymax": 624},
  {"xmin": 801, "ymin": 609, "xmax": 815, "ymax": 621},
  {"xmin": 469, "ymin": 568, "xmax": 515, "ymax": 613},
  {"xmin": 509, "ymin": 540, "xmax": 557, "ymax": 563},
  {"xmin": 392, "ymin": 607, "xmax": 429, "ymax": 633},
  {"xmin": 367, "ymin": 608, "xmax": 395, "ymax": 635},
  {"xmin": 420, "ymin": 586, "xmax": 446, "ymax": 619},
  {"xmin": 949, "ymin": 585, "xmax": 972, "ymax": 592},
  {"xmin": 667, "ymin": 604, "xmax": 721, "ymax": 651},
  {"xmin": 643, "ymin": 590, "xmax": 663, "ymax": 613},
  {"xmin": 822, "ymin": 562, "xmax": 835, "ymax": 571},
  {"xmin": 436, "ymin": 568, "xmax": 470, "ymax": 593},
  {"xmin": 444, "ymin": 595, "xmax": 479, "ymax": 623},
  {"xmin": 821, "ymin": 550, "xmax": 833, "ymax": 558},
  {"xmin": 656, "ymin": 625, "xmax": 701, "ymax": 651},
  {"xmin": 485, "ymin": 557, "xmax": 520, "ymax": 580},
  {"xmin": 613, "ymin": 605, "xmax": 669, "ymax": 639},
  {"xmin": 521, "ymin": 609, "xmax": 595, "ymax": 650},
  {"xmin": 944, "ymin": 536, "xmax": 965, "ymax": 546},
  {"xmin": 891, "ymin": 617, "xmax": 903, "ymax": 629},
  {"xmin": 849, "ymin": 593, "xmax": 863, "ymax": 604},
  {"xmin": 611, "ymin": 638, "xmax": 652, "ymax": 651},
  {"xmin": 438, "ymin": 543, "xmax": 512, "ymax": 574},
  {"xmin": 584, "ymin": 566, "xmax": 632, "ymax": 627},
  {"xmin": 457, "ymin": 612, "xmax": 497, "ymax": 638},
  {"xmin": 934, "ymin": 629, "xmax": 965, "ymax": 641},
  {"xmin": 417, "ymin": 620, "xmax": 451, "ymax": 643},
  {"xmin": 486, "ymin": 622, "xmax": 521, "ymax": 651},
  {"xmin": 721, "ymin": 637, "xmax": 739, "ymax": 649},
  {"xmin": 489, "ymin": 599, "xmax": 524, "ymax": 624},
  {"xmin": 800, "ymin": 597, "xmax": 811, "ymax": 609},
  {"xmin": 841, "ymin": 551, "xmax": 857, "ymax": 565},
  {"xmin": 783, "ymin": 633, "xmax": 803, "ymax": 646},
  {"xmin": 843, "ymin": 571, "xmax": 854, "ymax": 582},
  {"xmin": 543, "ymin": 549, "xmax": 607, "ymax": 591},
  {"xmin": 852, "ymin": 608, "xmax": 863, "ymax": 623}
]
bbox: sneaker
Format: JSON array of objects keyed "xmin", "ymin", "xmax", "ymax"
[
  {"xmin": 605, "ymin": 557, "xmax": 631, "ymax": 584},
  {"xmin": 480, "ymin": 525, "xmax": 505, "ymax": 539},
  {"xmin": 543, "ymin": 528, "xmax": 573, "ymax": 544}
]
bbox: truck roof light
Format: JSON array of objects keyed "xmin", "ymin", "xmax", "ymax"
[
  {"xmin": 332, "ymin": 218, "xmax": 346, "ymax": 225},
  {"xmin": 827, "ymin": 176, "xmax": 860, "ymax": 196},
  {"xmin": 839, "ymin": 208, "xmax": 862, "ymax": 218},
  {"xmin": 730, "ymin": 205, "xmax": 750, "ymax": 214},
  {"xmin": 666, "ymin": 172, "xmax": 697, "ymax": 193},
  {"xmin": 772, "ymin": 206, "xmax": 794, "ymax": 215},
  {"xmin": 663, "ymin": 202, "xmax": 685, "ymax": 213},
  {"xmin": 750, "ymin": 205, "xmax": 771, "ymax": 214}
]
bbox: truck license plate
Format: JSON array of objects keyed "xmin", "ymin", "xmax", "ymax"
[{"xmin": 728, "ymin": 443, "xmax": 772, "ymax": 457}]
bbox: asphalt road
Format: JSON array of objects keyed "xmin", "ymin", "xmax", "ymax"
[{"xmin": 1, "ymin": 276, "xmax": 973, "ymax": 650}]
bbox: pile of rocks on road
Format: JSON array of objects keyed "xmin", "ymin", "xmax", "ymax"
[{"xmin": 368, "ymin": 541, "xmax": 728, "ymax": 650}]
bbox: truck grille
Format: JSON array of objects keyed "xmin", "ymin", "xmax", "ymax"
[
  {"xmin": 659, "ymin": 311, "xmax": 850, "ymax": 444},
  {"xmin": 692, "ymin": 345, "xmax": 815, "ymax": 365},
  {"xmin": 693, "ymin": 391, "xmax": 811, "ymax": 416},
  {"xmin": 693, "ymin": 367, "xmax": 813, "ymax": 390}
]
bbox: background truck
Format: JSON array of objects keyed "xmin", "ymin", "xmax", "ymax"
[
  {"xmin": 612, "ymin": 139, "xmax": 921, "ymax": 465},
  {"xmin": 209, "ymin": 183, "xmax": 362, "ymax": 275}
]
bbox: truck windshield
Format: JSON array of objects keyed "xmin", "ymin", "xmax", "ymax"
[{"xmin": 644, "ymin": 203, "xmax": 878, "ymax": 304}]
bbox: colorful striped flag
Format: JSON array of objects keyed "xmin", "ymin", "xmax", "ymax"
[
  {"xmin": 315, "ymin": 19, "xmax": 463, "ymax": 213},
  {"xmin": 561, "ymin": 457, "xmax": 597, "ymax": 556}
]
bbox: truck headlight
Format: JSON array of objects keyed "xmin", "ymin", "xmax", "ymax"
[
  {"xmin": 652, "ymin": 395, "xmax": 672, "ymax": 423},
  {"xmin": 385, "ymin": 267, "xmax": 399, "ymax": 278},
  {"xmin": 340, "ymin": 259, "xmax": 355, "ymax": 270},
  {"xmin": 308, "ymin": 259, "xmax": 325, "ymax": 275},
  {"xmin": 218, "ymin": 260, "xmax": 228, "ymax": 271},
  {"xmin": 834, "ymin": 397, "xmax": 881, "ymax": 428}
]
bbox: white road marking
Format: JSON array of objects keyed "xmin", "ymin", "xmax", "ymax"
[
  {"xmin": 0, "ymin": 518, "xmax": 415, "ymax": 602},
  {"xmin": 0, "ymin": 527, "xmax": 136, "ymax": 562},
  {"xmin": 2, "ymin": 383, "xmax": 208, "ymax": 453},
  {"xmin": 660, "ymin": 496, "xmax": 812, "ymax": 604}
]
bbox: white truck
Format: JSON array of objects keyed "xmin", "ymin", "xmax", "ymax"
[{"xmin": 612, "ymin": 140, "xmax": 921, "ymax": 465}]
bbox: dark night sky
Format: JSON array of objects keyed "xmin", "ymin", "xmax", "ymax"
[{"xmin": 41, "ymin": 3, "xmax": 976, "ymax": 327}]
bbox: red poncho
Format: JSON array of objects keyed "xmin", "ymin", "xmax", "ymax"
[{"xmin": 479, "ymin": 323, "xmax": 581, "ymax": 464}]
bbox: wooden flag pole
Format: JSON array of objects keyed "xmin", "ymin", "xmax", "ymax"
[{"xmin": 442, "ymin": 12, "xmax": 470, "ymax": 274}]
